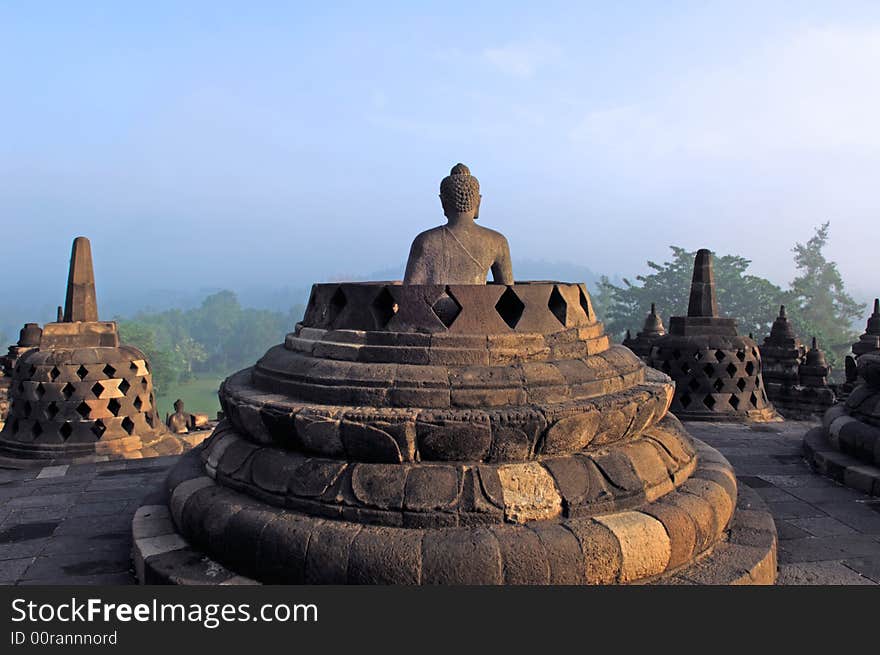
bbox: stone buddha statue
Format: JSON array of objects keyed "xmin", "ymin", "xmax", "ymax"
[
  {"xmin": 404, "ymin": 163, "xmax": 513, "ymax": 285},
  {"xmin": 166, "ymin": 398, "xmax": 191, "ymax": 434}
]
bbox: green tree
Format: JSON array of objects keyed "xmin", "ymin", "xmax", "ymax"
[
  {"xmin": 597, "ymin": 247, "xmax": 786, "ymax": 340},
  {"xmin": 117, "ymin": 320, "xmax": 179, "ymax": 394},
  {"xmin": 786, "ymin": 222, "xmax": 863, "ymax": 369}
]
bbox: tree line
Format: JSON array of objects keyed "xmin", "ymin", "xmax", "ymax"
[
  {"xmin": 593, "ymin": 223, "xmax": 865, "ymax": 372},
  {"xmin": 117, "ymin": 290, "xmax": 303, "ymax": 395}
]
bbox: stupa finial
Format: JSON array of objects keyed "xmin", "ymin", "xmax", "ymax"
[
  {"xmin": 686, "ymin": 249, "xmax": 718, "ymax": 318},
  {"xmin": 779, "ymin": 305, "xmax": 786, "ymax": 318},
  {"xmin": 63, "ymin": 237, "xmax": 98, "ymax": 322}
]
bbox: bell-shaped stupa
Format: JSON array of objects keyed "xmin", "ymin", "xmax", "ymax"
[
  {"xmin": 0, "ymin": 237, "xmax": 203, "ymax": 467},
  {"xmin": 649, "ymin": 250, "xmax": 778, "ymax": 422},
  {"xmin": 623, "ymin": 303, "xmax": 666, "ymax": 362},
  {"xmin": 134, "ymin": 167, "xmax": 776, "ymax": 585}
]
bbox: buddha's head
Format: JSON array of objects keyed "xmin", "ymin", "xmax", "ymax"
[
  {"xmin": 439, "ymin": 163, "xmax": 481, "ymax": 220},
  {"xmin": 173, "ymin": 398, "xmax": 185, "ymax": 413}
]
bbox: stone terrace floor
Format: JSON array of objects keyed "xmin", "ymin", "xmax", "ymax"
[{"xmin": 1, "ymin": 420, "xmax": 879, "ymax": 585}]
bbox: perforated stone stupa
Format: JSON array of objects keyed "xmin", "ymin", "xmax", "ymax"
[
  {"xmin": 649, "ymin": 250, "xmax": 778, "ymax": 422},
  {"xmin": 0, "ymin": 237, "xmax": 203, "ymax": 467},
  {"xmin": 134, "ymin": 167, "xmax": 776, "ymax": 585},
  {"xmin": 623, "ymin": 303, "xmax": 666, "ymax": 362}
]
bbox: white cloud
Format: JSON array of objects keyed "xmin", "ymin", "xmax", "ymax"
[
  {"xmin": 482, "ymin": 40, "xmax": 562, "ymax": 78},
  {"xmin": 570, "ymin": 25, "xmax": 880, "ymax": 158}
]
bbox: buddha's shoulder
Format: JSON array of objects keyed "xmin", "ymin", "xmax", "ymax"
[
  {"xmin": 475, "ymin": 225, "xmax": 509, "ymax": 244},
  {"xmin": 410, "ymin": 226, "xmax": 446, "ymax": 246}
]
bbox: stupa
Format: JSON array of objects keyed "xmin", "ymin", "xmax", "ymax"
[
  {"xmin": 839, "ymin": 299, "xmax": 880, "ymax": 399},
  {"xmin": 760, "ymin": 306, "xmax": 804, "ymax": 390},
  {"xmin": 852, "ymin": 299, "xmax": 880, "ymax": 357},
  {"xmin": 134, "ymin": 166, "xmax": 776, "ymax": 585},
  {"xmin": 804, "ymin": 352, "xmax": 880, "ymax": 496},
  {"xmin": 0, "ymin": 237, "xmax": 203, "ymax": 467},
  {"xmin": 759, "ymin": 307, "xmax": 834, "ymax": 419},
  {"xmin": 649, "ymin": 250, "xmax": 778, "ymax": 422},
  {"xmin": 623, "ymin": 303, "xmax": 666, "ymax": 362}
]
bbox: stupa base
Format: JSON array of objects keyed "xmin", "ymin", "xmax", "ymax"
[
  {"xmin": 0, "ymin": 431, "xmax": 210, "ymax": 469},
  {"xmin": 672, "ymin": 407, "xmax": 782, "ymax": 423},
  {"xmin": 132, "ymin": 439, "xmax": 777, "ymax": 586},
  {"xmin": 803, "ymin": 424, "xmax": 880, "ymax": 497}
]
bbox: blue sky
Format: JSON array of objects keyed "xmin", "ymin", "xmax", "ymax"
[{"xmin": 1, "ymin": 1, "xmax": 878, "ymax": 322}]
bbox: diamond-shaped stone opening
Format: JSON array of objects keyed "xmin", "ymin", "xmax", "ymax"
[
  {"xmin": 76, "ymin": 365, "xmax": 89, "ymax": 380},
  {"xmin": 107, "ymin": 398, "xmax": 121, "ymax": 417},
  {"xmin": 144, "ymin": 361, "xmax": 150, "ymax": 373},
  {"xmin": 578, "ymin": 287, "xmax": 591, "ymax": 320},
  {"xmin": 752, "ymin": 348, "xmax": 759, "ymax": 358},
  {"xmin": 548, "ymin": 286, "xmax": 568, "ymax": 326},
  {"xmin": 149, "ymin": 393, "xmax": 155, "ymax": 405},
  {"xmin": 59, "ymin": 422, "xmax": 73, "ymax": 440},
  {"xmin": 35, "ymin": 382, "xmax": 46, "ymax": 399},
  {"xmin": 31, "ymin": 422, "xmax": 43, "ymax": 438},
  {"xmin": 714, "ymin": 349, "xmax": 726, "ymax": 362},
  {"xmin": 431, "ymin": 290, "xmax": 462, "ymax": 329},
  {"xmin": 745, "ymin": 361, "xmax": 756, "ymax": 375},
  {"xmin": 119, "ymin": 378, "xmax": 131, "ymax": 395},
  {"xmin": 495, "ymin": 288, "xmax": 525, "ymax": 330},
  {"xmin": 729, "ymin": 395, "xmax": 740, "ymax": 409},
  {"xmin": 681, "ymin": 361, "xmax": 691, "ymax": 375},
  {"xmin": 49, "ymin": 367, "xmax": 61, "ymax": 381},
  {"xmin": 121, "ymin": 416, "xmax": 135, "ymax": 435},
  {"xmin": 693, "ymin": 351, "xmax": 703, "ymax": 360},
  {"xmin": 130, "ymin": 361, "xmax": 139, "ymax": 372},
  {"xmin": 28, "ymin": 364, "xmax": 37, "ymax": 377},
  {"xmin": 736, "ymin": 350, "xmax": 746, "ymax": 362},
  {"xmin": 61, "ymin": 383, "xmax": 75, "ymax": 400},
  {"xmin": 103, "ymin": 364, "xmax": 116, "ymax": 377},
  {"xmin": 688, "ymin": 378, "xmax": 701, "ymax": 391},
  {"xmin": 23, "ymin": 400, "xmax": 32, "ymax": 418},
  {"xmin": 133, "ymin": 396, "xmax": 143, "ymax": 411},
  {"xmin": 703, "ymin": 394, "xmax": 717, "ymax": 409},
  {"xmin": 91, "ymin": 381, "xmax": 105, "ymax": 398},
  {"xmin": 91, "ymin": 420, "xmax": 106, "ymax": 439},
  {"xmin": 76, "ymin": 401, "xmax": 91, "ymax": 419},
  {"xmin": 11, "ymin": 419, "xmax": 19, "ymax": 434},
  {"xmin": 749, "ymin": 392, "xmax": 759, "ymax": 407},
  {"xmin": 713, "ymin": 378, "xmax": 724, "ymax": 392},
  {"xmin": 702, "ymin": 363, "xmax": 715, "ymax": 377},
  {"xmin": 680, "ymin": 393, "xmax": 692, "ymax": 408},
  {"xmin": 46, "ymin": 402, "xmax": 59, "ymax": 420},
  {"xmin": 370, "ymin": 286, "xmax": 398, "ymax": 328},
  {"xmin": 141, "ymin": 378, "xmax": 149, "ymax": 390},
  {"xmin": 737, "ymin": 378, "xmax": 747, "ymax": 391},
  {"xmin": 726, "ymin": 362, "xmax": 737, "ymax": 377},
  {"xmin": 17, "ymin": 381, "xmax": 24, "ymax": 393},
  {"xmin": 145, "ymin": 413, "xmax": 154, "ymax": 428},
  {"xmin": 327, "ymin": 286, "xmax": 348, "ymax": 324}
]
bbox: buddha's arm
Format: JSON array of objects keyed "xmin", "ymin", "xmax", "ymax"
[
  {"xmin": 403, "ymin": 237, "xmax": 428, "ymax": 284},
  {"xmin": 491, "ymin": 236, "xmax": 514, "ymax": 285}
]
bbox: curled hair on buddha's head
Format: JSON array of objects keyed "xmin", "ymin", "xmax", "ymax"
[{"xmin": 440, "ymin": 163, "xmax": 480, "ymax": 213}]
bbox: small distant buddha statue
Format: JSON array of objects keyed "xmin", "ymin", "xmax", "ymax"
[
  {"xmin": 166, "ymin": 398, "xmax": 192, "ymax": 434},
  {"xmin": 404, "ymin": 163, "xmax": 513, "ymax": 285}
]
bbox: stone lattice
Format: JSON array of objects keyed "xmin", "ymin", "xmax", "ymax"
[
  {"xmin": 0, "ymin": 237, "xmax": 204, "ymax": 466},
  {"xmin": 649, "ymin": 249, "xmax": 778, "ymax": 422}
]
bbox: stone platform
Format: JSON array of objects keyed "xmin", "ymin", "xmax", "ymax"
[{"xmin": 1, "ymin": 421, "xmax": 879, "ymax": 584}]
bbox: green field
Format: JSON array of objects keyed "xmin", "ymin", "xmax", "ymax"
[{"xmin": 156, "ymin": 375, "xmax": 225, "ymax": 419}]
